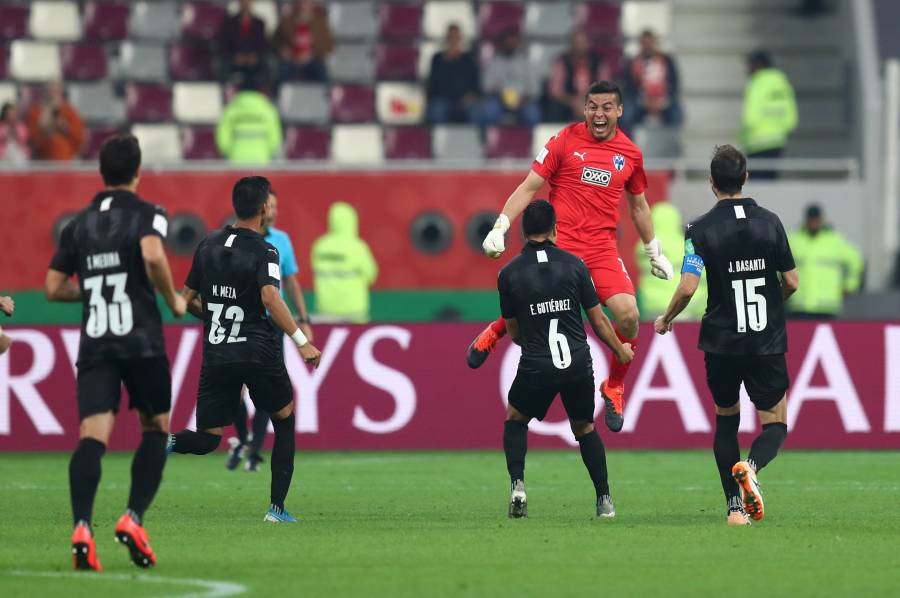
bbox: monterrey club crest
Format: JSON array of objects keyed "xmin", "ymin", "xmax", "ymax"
[{"xmin": 613, "ymin": 154, "xmax": 625, "ymax": 172}]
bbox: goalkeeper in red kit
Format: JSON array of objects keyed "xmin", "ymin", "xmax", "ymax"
[{"xmin": 468, "ymin": 80, "xmax": 674, "ymax": 432}]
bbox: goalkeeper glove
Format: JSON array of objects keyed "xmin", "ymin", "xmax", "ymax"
[
  {"xmin": 644, "ymin": 238, "xmax": 674, "ymax": 280},
  {"xmin": 482, "ymin": 213, "xmax": 510, "ymax": 258}
]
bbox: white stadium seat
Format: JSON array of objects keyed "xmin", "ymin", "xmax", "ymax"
[
  {"xmin": 525, "ymin": 2, "xmax": 573, "ymax": 39},
  {"xmin": 331, "ymin": 124, "xmax": 384, "ymax": 163},
  {"xmin": 0, "ymin": 83, "xmax": 17, "ymax": 107},
  {"xmin": 173, "ymin": 82, "xmax": 223, "ymax": 124},
  {"xmin": 423, "ymin": 1, "xmax": 476, "ymax": 39},
  {"xmin": 431, "ymin": 125, "xmax": 482, "ymax": 161},
  {"xmin": 329, "ymin": 1, "xmax": 377, "ymax": 39},
  {"xmin": 132, "ymin": 124, "xmax": 182, "ymax": 162},
  {"xmin": 279, "ymin": 83, "xmax": 330, "ymax": 124},
  {"xmin": 9, "ymin": 41, "xmax": 62, "ymax": 81},
  {"xmin": 29, "ymin": 1, "xmax": 83, "ymax": 41},
  {"xmin": 530, "ymin": 123, "xmax": 568, "ymax": 160},
  {"xmin": 227, "ymin": 0, "xmax": 279, "ymax": 34},
  {"xmin": 376, "ymin": 82, "xmax": 425, "ymax": 125},
  {"xmin": 622, "ymin": 1, "xmax": 672, "ymax": 38}
]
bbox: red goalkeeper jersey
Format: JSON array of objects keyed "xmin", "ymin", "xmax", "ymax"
[{"xmin": 531, "ymin": 123, "xmax": 647, "ymax": 268}]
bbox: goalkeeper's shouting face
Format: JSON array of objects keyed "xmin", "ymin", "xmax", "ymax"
[{"xmin": 583, "ymin": 80, "xmax": 624, "ymax": 142}]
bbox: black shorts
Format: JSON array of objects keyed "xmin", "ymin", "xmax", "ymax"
[
  {"xmin": 508, "ymin": 370, "xmax": 595, "ymax": 422},
  {"xmin": 196, "ymin": 362, "xmax": 293, "ymax": 430},
  {"xmin": 704, "ymin": 352, "xmax": 789, "ymax": 412},
  {"xmin": 77, "ymin": 355, "xmax": 172, "ymax": 420}
]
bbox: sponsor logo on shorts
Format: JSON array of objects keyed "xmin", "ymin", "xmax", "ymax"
[{"xmin": 581, "ymin": 166, "xmax": 612, "ymax": 187}]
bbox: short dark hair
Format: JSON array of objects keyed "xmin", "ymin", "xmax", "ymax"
[
  {"xmin": 748, "ymin": 49, "xmax": 772, "ymax": 68},
  {"xmin": 99, "ymin": 134, "xmax": 141, "ymax": 186},
  {"xmin": 710, "ymin": 145, "xmax": 747, "ymax": 195},
  {"xmin": 522, "ymin": 200, "xmax": 556, "ymax": 237},
  {"xmin": 232, "ymin": 176, "xmax": 271, "ymax": 219},
  {"xmin": 585, "ymin": 80, "xmax": 622, "ymax": 105}
]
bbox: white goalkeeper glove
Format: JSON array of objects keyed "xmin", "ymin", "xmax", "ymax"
[
  {"xmin": 482, "ymin": 213, "xmax": 510, "ymax": 258},
  {"xmin": 644, "ymin": 237, "xmax": 674, "ymax": 280}
]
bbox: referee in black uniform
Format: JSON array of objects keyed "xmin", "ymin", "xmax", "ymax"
[
  {"xmin": 498, "ymin": 200, "xmax": 634, "ymax": 519},
  {"xmin": 654, "ymin": 145, "xmax": 799, "ymax": 526}
]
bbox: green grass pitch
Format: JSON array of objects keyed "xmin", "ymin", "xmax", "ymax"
[{"xmin": 1, "ymin": 450, "xmax": 898, "ymax": 597}]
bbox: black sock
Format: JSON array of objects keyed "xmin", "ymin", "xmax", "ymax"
[
  {"xmin": 249, "ymin": 408, "xmax": 269, "ymax": 459},
  {"xmin": 503, "ymin": 420, "xmax": 528, "ymax": 483},
  {"xmin": 748, "ymin": 422, "xmax": 788, "ymax": 472},
  {"xmin": 126, "ymin": 431, "xmax": 167, "ymax": 524},
  {"xmin": 171, "ymin": 430, "xmax": 221, "ymax": 455},
  {"xmin": 69, "ymin": 438, "xmax": 106, "ymax": 527},
  {"xmin": 233, "ymin": 400, "xmax": 249, "ymax": 445},
  {"xmin": 576, "ymin": 429, "xmax": 610, "ymax": 498},
  {"xmin": 714, "ymin": 414, "xmax": 741, "ymax": 503},
  {"xmin": 270, "ymin": 414, "xmax": 295, "ymax": 510}
]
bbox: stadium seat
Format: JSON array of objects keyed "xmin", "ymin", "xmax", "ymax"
[
  {"xmin": 527, "ymin": 42, "xmax": 566, "ymax": 80},
  {"xmin": 431, "ymin": 125, "xmax": 483, "ymax": 161},
  {"xmin": 375, "ymin": 44, "xmax": 419, "ymax": 81},
  {"xmin": 376, "ymin": 82, "xmax": 424, "ymax": 125},
  {"xmin": 226, "ymin": 0, "xmax": 279, "ymax": 34},
  {"xmin": 331, "ymin": 124, "xmax": 384, "ymax": 163},
  {"xmin": 574, "ymin": 2, "xmax": 621, "ymax": 40},
  {"xmin": 621, "ymin": 1, "xmax": 672, "ymax": 39},
  {"xmin": 132, "ymin": 123, "xmax": 182, "ymax": 162},
  {"xmin": 62, "ymin": 43, "xmax": 108, "ymax": 81},
  {"xmin": 485, "ymin": 126, "xmax": 532, "ymax": 159},
  {"xmin": 169, "ymin": 41, "xmax": 215, "ymax": 80},
  {"xmin": 379, "ymin": 2, "xmax": 423, "ymax": 40},
  {"xmin": 116, "ymin": 42, "xmax": 167, "ymax": 81},
  {"xmin": 182, "ymin": 1, "xmax": 227, "ymax": 41},
  {"xmin": 29, "ymin": 1, "xmax": 82, "ymax": 41},
  {"xmin": 17, "ymin": 83, "xmax": 44, "ymax": 109},
  {"xmin": 329, "ymin": 1, "xmax": 377, "ymax": 39},
  {"xmin": 423, "ymin": 1, "xmax": 476, "ymax": 39},
  {"xmin": 0, "ymin": 5, "xmax": 30, "ymax": 41},
  {"xmin": 596, "ymin": 45, "xmax": 623, "ymax": 78},
  {"xmin": 478, "ymin": 2, "xmax": 524, "ymax": 39},
  {"xmin": 417, "ymin": 40, "xmax": 441, "ymax": 80},
  {"xmin": 531, "ymin": 123, "xmax": 568, "ymax": 158},
  {"xmin": 279, "ymin": 83, "xmax": 330, "ymax": 124},
  {"xmin": 0, "ymin": 82, "xmax": 16, "ymax": 107},
  {"xmin": 126, "ymin": 83, "xmax": 173, "ymax": 122},
  {"xmin": 384, "ymin": 126, "xmax": 431, "ymax": 160},
  {"xmin": 129, "ymin": 1, "xmax": 180, "ymax": 40},
  {"xmin": 9, "ymin": 41, "xmax": 61, "ymax": 81},
  {"xmin": 173, "ymin": 82, "xmax": 223, "ymax": 124},
  {"xmin": 330, "ymin": 83, "xmax": 375, "ymax": 123},
  {"xmin": 68, "ymin": 82, "xmax": 125, "ymax": 124},
  {"xmin": 83, "ymin": 1, "xmax": 129, "ymax": 41},
  {"xmin": 524, "ymin": 2, "xmax": 573, "ymax": 39},
  {"xmin": 181, "ymin": 126, "xmax": 220, "ymax": 160},
  {"xmin": 329, "ymin": 43, "xmax": 375, "ymax": 82},
  {"xmin": 82, "ymin": 126, "xmax": 122, "ymax": 159},
  {"xmin": 0, "ymin": 45, "xmax": 7, "ymax": 80},
  {"xmin": 283, "ymin": 125, "xmax": 331, "ymax": 160}
]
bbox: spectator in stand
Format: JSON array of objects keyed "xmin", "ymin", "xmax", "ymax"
[
  {"xmin": 544, "ymin": 30, "xmax": 610, "ymax": 122},
  {"xmin": 623, "ymin": 30, "xmax": 682, "ymax": 132},
  {"xmin": 272, "ymin": 0, "xmax": 334, "ymax": 85},
  {"xmin": 787, "ymin": 204, "xmax": 864, "ymax": 319},
  {"xmin": 426, "ymin": 23, "xmax": 481, "ymax": 124},
  {"xmin": 0, "ymin": 102, "xmax": 30, "ymax": 163},
  {"xmin": 216, "ymin": 84, "xmax": 283, "ymax": 164},
  {"xmin": 740, "ymin": 50, "xmax": 797, "ymax": 179},
  {"xmin": 220, "ymin": 0, "xmax": 270, "ymax": 89},
  {"xmin": 26, "ymin": 80, "xmax": 85, "ymax": 161},
  {"xmin": 482, "ymin": 28, "xmax": 541, "ymax": 127}
]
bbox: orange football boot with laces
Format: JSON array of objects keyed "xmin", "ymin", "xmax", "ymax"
[
  {"xmin": 114, "ymin": 513, "xmax": 157, "ymax": 568},
  {"xmin": 71, "ymin": 523, "xmax": 102, "ymax": 571},
  {"xmin": 600, "ymin": 380, "xmax": 625, "ymax": 432},
  {"xmin": 466, "ymin": 325, "xmax": 501, "ymax": 369}
]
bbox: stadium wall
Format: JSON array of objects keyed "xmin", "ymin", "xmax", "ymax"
[{"xmin": 1, "ymin": 322, "xmax": 898, "ymax": 451}]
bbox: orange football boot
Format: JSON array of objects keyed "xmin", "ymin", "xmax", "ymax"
[
  {"xmin": 114, "ymin": 513, "xmax": 157, "ymax": 568},
  {"xmin": 71, "ymin": 523, "xmax": 102, "ymax": 571},
  {"xmin": 466, "ymin": 325, "xmax": 501, "ymax": 369},
  {"xmin": 732, "ymin": 461, "xmax": 765, "ymax": 521},
  {"xmin": 600, "ymin": 380, "xmax": 625, "ymax": 432}
]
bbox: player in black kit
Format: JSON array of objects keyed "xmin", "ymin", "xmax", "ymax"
[
  {"xmin": 167, "ymin": 176, "xmax": 321, "ymax": 523},
  {"xmin": 46, "ymin": 134, "xmax": 187, "ymax": 570},
  {"xmin": 499, "ymin": 200, "xmax": 634, "ymax": 518},
  {"xmin": 654, "ymin": 145, "xmax": 799, "ymax": 526}
]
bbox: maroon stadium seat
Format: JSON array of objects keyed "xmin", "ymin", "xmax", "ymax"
[
  {"xmin": 0, "ymin": 45, "xmax": 7, "ymax": 79},
  {"xmin": 169, "ymin": 40, "xmax": 214, "ymax": 80},
  {"xmin": 182, "ymin": 126, "xmax": 219, "ymax": 160},
  {"xmin": 485, "ymin": 126, "xmax": 532, "ymax": 159},
  {"xmin": 83, "ymin": 1, "xmax": 129, "ymax": 41},
  {"xmin": 375, "ymin": 44, "xmax": 418, "ymax": 81},
  {"xmin": 82, "ymin": 126, "xmax": 123, "ymax": 159},
  {"xmin": 478, "ymin": 1, "xmax": 524, "ymax": 38},
  {"xmin": 378, "ymin": 3, "xmax": 422, "ymax": 39},
  {"xmin": 125, "ymin": 83, "xmax": 173, "ymax": 122},
  {"xmin": 575, "ymin": 2, "xmax": 621, "ymax": 40},
  {"xmin": 17, "ymin": 83, "xmax": 44, "ymax": 110},
  {"xmin": 0, "ymin": 5, "xmax": 29, "ymax": 41},
  {"xmin": 330, "ymin": 84, "xmax": 375, "ymax": 123},
  {"xmin": 284, "ymin": 126, "xmax": 331, "ymax": 160},
  {"xmin": 384, "ymin": 126, "xmax": 430, "ymax": 160},
  {"xmin": 62, "ymin": 43, "xmax": 108, "ymax": 81},
  {"xmin": 181, "ymin": 1, "xmax": 227, "ymax": 41},
  {"xmin": 596, "ymin": 45, "xmax": 623, "ymax": 78}
]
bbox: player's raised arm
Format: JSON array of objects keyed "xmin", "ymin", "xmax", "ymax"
[
  {"xmin": 482, "ymin": 170, "xmax": 546, "ymax": 258},
  {"xmin": 141, "ymin": 235, "xmax": 186, "ymax": 317},
  {"xmin": 627, "ymin": 191, "xmax": 674, "ymax": 281},
  {"xmin": 261, "ymin": 284, "xmax": 321, "ymax": 368}
]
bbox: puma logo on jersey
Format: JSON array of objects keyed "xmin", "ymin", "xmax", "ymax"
[
  {"xmin": 581, "ymin": 166, "xmax": 612, "ymax": 187},
  {"xmin": 573, "ymin": 151, "xmax": 587, "ymax": 161}
]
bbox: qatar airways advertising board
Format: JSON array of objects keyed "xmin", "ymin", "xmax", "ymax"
[{"xmin": 1, "ymin": 323, "xmax": 898, "ymax": 450}]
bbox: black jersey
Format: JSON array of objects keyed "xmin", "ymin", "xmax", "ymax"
[
  {"xmin": 498, "ymin": 240, "xmax": 600, "ymax": 383},
  {"xmin": 185, "ymin": 226, "xmax": 283, "ymax": 366},
  {"xmin": 49, "ymin": 190, "xmax": 168, "ymax": 365},
  {"xmin": 683, "ymin": 198, "xmax": 795, "ymax": 355}
]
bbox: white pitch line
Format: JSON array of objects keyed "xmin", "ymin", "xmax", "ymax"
[{"xmin": 7, "ymin": 570, "xmax": 247, "ymax": 598}]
